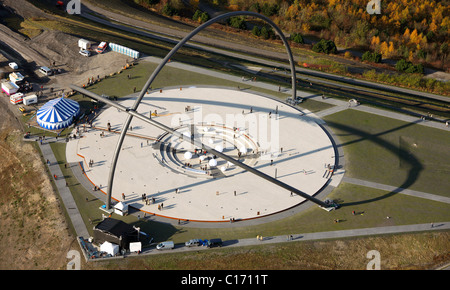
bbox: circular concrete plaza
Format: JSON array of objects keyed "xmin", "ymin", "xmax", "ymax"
[{"xmin": 66, "ymin": 87, "xmax": 338, "ymax": 222}]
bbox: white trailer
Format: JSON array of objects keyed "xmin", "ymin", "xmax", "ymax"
[
  {"xmin": 23, "ymin": 94, "xmax": 38, "ymax": 105},
  {"xmin": 78, "ymin": 38, "xmax": 91, "ymax": 50},
  {"xmin": 9, "ymin": 72, "xmax": 25, "ymax": 84},
  {"xmin": 1, "ymin": 81, "xmax": 19, "ymax": 95}
]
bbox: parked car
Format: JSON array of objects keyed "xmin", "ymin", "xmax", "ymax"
[
  {"xmin": 206, "ymin": 238, "xmax": 223, "ymax": 248},
  {"xmin": 156, "ymin": 241, "xmax": 174, "ymax": 250},
  {"xmin": 79, "ymin": 49, "xmax": 91, "ymax": 57},
  {"xmin": 38, "ymin": 66, "xmax": 53, "ymax": 76},
  {"xmin": 185, "ymin": 239, "xmax": 202, "ymax": 247},
  {"xmin": 9, "ymin": 62, "xmax": 18, "ymax": 70}
]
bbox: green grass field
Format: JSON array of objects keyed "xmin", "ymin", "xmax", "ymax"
[{"xmin": 323, "ymin": 110, "xmax": 450, "ymax": 197}]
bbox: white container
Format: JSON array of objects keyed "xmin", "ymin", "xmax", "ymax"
[
  {"xmin": 78, "ymin": 38, "xmax": 91, "ymax": 50},
  {"xmin": 23, "ymin": 94, "xmax": 38, "ymax": 105}
]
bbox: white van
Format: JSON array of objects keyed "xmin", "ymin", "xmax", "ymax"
[
  {"xmin": 39, "ymin": 66, "xmax": 53, "ymax": 76},
  {"xmin": 156, "ymin": 241, "xmax": 174, "ymax": 250}
]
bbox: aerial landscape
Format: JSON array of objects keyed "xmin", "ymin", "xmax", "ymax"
[{"xmin": 0, "ymin": 0, "xmax": 449, "ymax": 277}]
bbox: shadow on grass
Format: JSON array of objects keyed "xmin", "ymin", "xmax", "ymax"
[{"xmin": 325, "ymin": 119, "xmax": 423, "ymax": 207}]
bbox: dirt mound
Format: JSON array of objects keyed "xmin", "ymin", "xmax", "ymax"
[
  {"xmin": 26, "ymin": 29, "xmax": 130, "ymax": 87},
  {"xmin": 29, "ymin": 30, "xmax": 83, "ymax": 70}
]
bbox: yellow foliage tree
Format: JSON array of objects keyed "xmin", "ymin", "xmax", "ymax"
[{"xmin": 380, "ymin": 41, "xmax": 389, "ymax": 57}]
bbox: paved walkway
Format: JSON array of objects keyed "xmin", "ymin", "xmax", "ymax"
[
  {"xmin": 343, "ymin": 177, "xmax": 450, "ymax": 204},
  {"xmin": 38, "ymin": 139, "xmax": 89, "ymax": 238}
]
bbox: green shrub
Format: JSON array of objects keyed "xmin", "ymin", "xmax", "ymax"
[
  {"xmin": 229, "ymin": 16, "xmax": 246, "ymax": 30},
  {"xmin": 252, "ymin": 26, "xmax": 260, "ymax": 36},
  {"xmin": 395, "ymin": 59, "xmax": 424, "ymax": 74},
  {"xmin": 290, "ymin": 32, "xmax": 304, "ymax": 44},
  {"xmin": 312, "ymin": 39, "xmax": 337, "ymax": 54},
  {"xmin": 362, "ymin": 51, "xmax": 382, "ymax": 63},
  {"xmin": 193, "ymin": 10, "xmax": 209, "ymax": 23},
  {"xmin": 162, "ymin": 3, "xmax": 178, "ymax": 16}
]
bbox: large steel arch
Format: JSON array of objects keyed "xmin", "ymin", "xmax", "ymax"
[
  {"xmin": 104, "ymin": 11, "xmax": 299, "ymax": 210},
  {"xmin": 73, "ymin": 11, "xmax": 335, "ymax": 211}
]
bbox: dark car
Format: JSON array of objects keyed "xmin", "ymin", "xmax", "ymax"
[{"xmin": 206, "ymin": 238, "xmax": 223, "ymax": 248}]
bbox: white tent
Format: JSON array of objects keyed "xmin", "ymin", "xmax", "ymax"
[
  {"xmin": 113, "ymin": 201, "xmax": 128, "ymax": 216},
  {"xmin": 209, "ymin": 158, "xmax": 217, "ymax": 167},
  {"xmin": 100, "ymin": 241, "xmax": 119, "ymax": 256},
  {"xmin": 184, "ymin": 151, "xmax": 192, "ymax": 160}
]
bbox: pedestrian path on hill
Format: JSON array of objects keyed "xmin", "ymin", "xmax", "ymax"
[{"xmin": 38, "ymin": 139, "xmax": 89, "ymax": 238}]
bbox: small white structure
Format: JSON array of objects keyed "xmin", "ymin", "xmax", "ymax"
[
  {"xmin": 129, "ymin": 242, "xmax": 142, "ymax": 253},
  {"xmin": 109, "ymin": 42, "xmax": 139, "ymax": 59},
  {"xmin": 1, "ymin": 81, "xmax": 19, "ymax": 95},
  {"xmin": 113, "ymin": 201, "xmax": 128, "ymax": 216},
  {"xmin": 184, "ymin": 151, "xmax": 192, "ymax": 160},
  {"xmin": 209, "ymin": 158, "xmax": 217, "ymax": 167},
  {"xmin": 23, "ymin": 94, "xmax": 38, "ymax": 106},
  {"xmin": 78, "ymin": 38, "xmax": 91, "ymax": 50},
  {"xmin": 8, "ymin": 62, "xmax": 18, "ymax": 70},
  {"xmin": 10, "ymin": 92, "xmax": 23, "ymax": 105},
  {"xmin": 100, "ymin": 241, "xmax": 119, "ymax": 256},
  {"xmin": 9, "ymin": 72, "xmax": 24, "ymax": 84}
]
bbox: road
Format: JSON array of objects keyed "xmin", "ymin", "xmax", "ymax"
[
  {"xmin": 78, "ymin": 1, "xmax": 449, "ymax": 103},
  {"xmin": 2, "ymin": 0, "xmax": 448, "ymax": 107}
]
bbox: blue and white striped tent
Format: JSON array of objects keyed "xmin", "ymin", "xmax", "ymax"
[{"xmin": 36, "ymin": 97, "xmax": 80, "ymax": 130}]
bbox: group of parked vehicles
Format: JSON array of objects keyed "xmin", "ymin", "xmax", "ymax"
[
  {"xmin": 156, "ymin": 238, "xmax": 223, "ymax": 251},
  {"xmin": 78, "ymin": 39, "xmax": 107, "ymax": 57}
]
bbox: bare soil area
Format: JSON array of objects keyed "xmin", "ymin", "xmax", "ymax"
[{"xmin": 0, "ymin": 0, "xmax": 132, "ymax": 269}]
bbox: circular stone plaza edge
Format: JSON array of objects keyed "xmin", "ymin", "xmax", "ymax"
[{"xmin": 66, "ymin": 87, "xmax": 343, "ymax": 223}]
